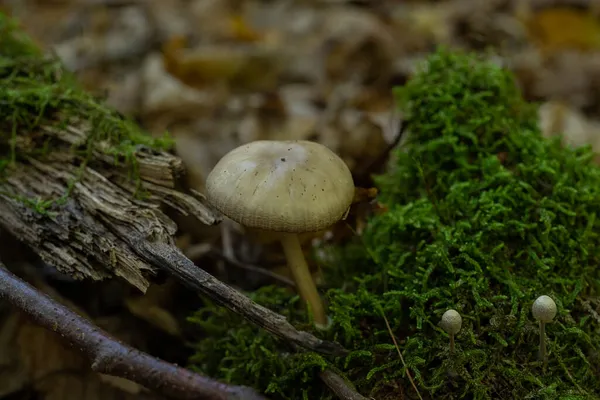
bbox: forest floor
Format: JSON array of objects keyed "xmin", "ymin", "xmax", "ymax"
[{"xmin": 2, "ymin": 0, "xmax": 600, "ymax": 399}]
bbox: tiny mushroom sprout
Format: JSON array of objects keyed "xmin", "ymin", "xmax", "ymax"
[
  {"xmin": 440, "ymin": 309, "xmax": 462, "ymax": 353},
  {"xmin": 532, "ymin": 295, "xmax": 557, "ymax": 365},
  {"xmin": 205, "ymin": 140, "xmax": 355, "ymax": 328}
]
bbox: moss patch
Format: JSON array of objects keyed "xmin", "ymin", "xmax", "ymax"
[
  {"xmin": 0, "ymin": 13, "xmax": 173, "ymax": 212},
  {"xmin": 188, "ymin": 49, "xmax": 600, "ymax": 399}
]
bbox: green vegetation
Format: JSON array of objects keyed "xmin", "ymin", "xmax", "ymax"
[
  {"xmin": 0, "ymin": 13, "xmax": 173, "ymax": 213},
  {"xmin": 189, "ymin": 49, "xmax": 600, "ymax": 399}
]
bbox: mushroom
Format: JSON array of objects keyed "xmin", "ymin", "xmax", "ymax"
[
  {"xmin": 440, "ymin": 309, "xmax": 462, "ymax": 354},
  {"xmin": 532, "ymin": 295, "xmax": 557, "ymax": 366},
  {"xmin": 205, "ymin": 140, "xmax": 355, "ymax": 327}
]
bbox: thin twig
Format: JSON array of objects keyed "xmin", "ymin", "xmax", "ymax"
[
  {"xmin": 0, "ymin": 262, "xmax": 267, "ymax": 400},
  {"xmin": 183, "ymin": 243, "xmax": 295, "ymax": 287},
  {"xmin": 319, "ymin": 369, "xmax": 369, "ymax": 400},
  {"xmin": 382, "ymin": 312, "xmax": 423, "ymax": 400},
  {"xmin": 111, "ymin": 227, "xmax": 349, "ymax": 357},
  {"xmin": 208, "ymin": 248, "xmax": 296, "ymax": 288}
]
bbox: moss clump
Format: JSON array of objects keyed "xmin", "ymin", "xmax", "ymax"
[
  {"xmin": 188, "ymin": 286, "xmax": 333, "ymax": 398},
  {"xmin": 188, "ymin": 49, "xmax": 600, "ymax": 399},
  {"xmin": 0, "ymin": 13, "xmax": 173, "ymax": 211}
]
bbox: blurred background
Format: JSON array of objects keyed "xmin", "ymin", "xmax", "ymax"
[{"xmin": 2, "ymin": 0, "xmax": 600, "ymax": 398}]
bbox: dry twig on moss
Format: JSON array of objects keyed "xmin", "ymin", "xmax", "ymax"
[
  {"xmin": 0, "ymin": 262, "xmax": 266, "ymax": 400},
  {"xmin": 319, "ymin": 369, "xmax": 369, "ymax": 400}
]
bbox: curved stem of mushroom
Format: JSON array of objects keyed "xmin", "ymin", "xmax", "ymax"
[{"xmin": 279, "ymin": 233, "xmax": 328, "ymax": 327}]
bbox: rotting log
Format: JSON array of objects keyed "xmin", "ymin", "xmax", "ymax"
[{"xmin": 0, "ymin": 127, "xmax": 220, "ymax": 292}]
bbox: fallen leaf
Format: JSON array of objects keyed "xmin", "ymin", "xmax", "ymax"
[
  {"xmin": 524, "ymin": 7, "xmax": 600, "ymax": 53},
  {"xmin": 353, "ymin": 187, "xmax": 378, "ymax": 204},
  {"xmin": 538, "ymin": 100, "xmax": 595, "ymax": 147},
  {"xmin": 162, "ymin": 36, "xmax": 245, "ymax": 86},
  {"xmin": 404, "ymin": 4, "xmax": 455, "ymax": 45},
  {"xmin": 162, "ymin": 36, "xmax": 282, "ymax": 92},
  {"xmin": 0, "ymin": 311, "xmax": 28, "ymax": 397},
  {"xmin": 51, "ymin": 5, "xmax": 153, "ymax": 71},
  {"xmin": 228, "ymin": 14, "xmax": 263, "ymax": 42},
  {"xmin": 16, "ymin": 316, "xmax": 147, "ymax": 400},
  {"xmin": 125, "ymin": 283, "xmax": 181, "ymax": 337},
  {"xmin": 141, "ymin": 52, "xmax": 221, "ymax": 133},
  {"xmin": 538, "ymin": 100, "xmax": 600, "ymax": 164},
  {"xmin": 322, "ymin": 9, "xmax": 395, "ymax": 85},
  {"xmin": 98, "ymin": 374, "xmax": 143, "ymax": 395}
]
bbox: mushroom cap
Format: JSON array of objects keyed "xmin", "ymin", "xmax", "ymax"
[
  {"xmin": 532, "ymin": 295, "xmax": 557, "ymax": 323},
  {"xmin": 205, "ymin": 140, "xmax": 355, "ymax": 233},
  {"xmin": 440, "ymin": 309, "xmax": 462, "ymax": 335}
]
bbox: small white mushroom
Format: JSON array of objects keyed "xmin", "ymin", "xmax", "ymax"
[
  {"xmin": 532, "ymin": 295, "xmax": 557, "ymax": 365},
  {"xmin": 205, "ymin": 140, "xmax": 355, "ymax": 328},
  {"xmin": 440, "ymin": 309, "xmax": 462, "ymax": 353}
]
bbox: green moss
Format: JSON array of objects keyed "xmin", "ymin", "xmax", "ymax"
[
  {"xmin": 0, "ymin": 13, "xmax": 174, "ymax": 213},
  {"xmin": 188, "ymin": 49, "xmax": 600, "ymax": 399},
  {"xmin": 188, "ymin": 286, "xmax": 335, "ymax": 400}
]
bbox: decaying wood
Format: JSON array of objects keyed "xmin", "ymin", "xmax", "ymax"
[
  {"xmin": 0, "ymin": 262, "xmax": 267, "ymax": 400},
  {"xmin": 2, "ymin": 116, "xmax": 220, "ymax": 293},
  {"xmin": 42, "ymin": 123, "xmax": 187, "ymax": 189}
]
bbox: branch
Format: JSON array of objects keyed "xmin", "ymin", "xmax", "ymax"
[
  {"xmin": 111, "ymin": 227, "xmax": 348, "ymax": 357},
  {"xmin": 0, "ymin": 262, "xmax": 267, "ymax": 400},
  {"xmin": 319, "ymin": 369, "xmax": 369, "ymax": 400}
]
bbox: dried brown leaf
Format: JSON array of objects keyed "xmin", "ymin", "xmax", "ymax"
[
  {"xmin": 321, "ymin": 8, "xmax": 395, "ymax": 85},
  {"xmin": 0, "ymin": 311, "xmax": 28, "ymax": 397},
  {"xmin": 538, "ymin": 100, "xmax": 598, "ymax": 147},
  {"xmin": 162, "ymin": 36, "xmax": 282, "ymax": 92},
  {"xmin": 141, "ymin": 52, "xmax": 221, "ymax": 132},
  {"xmin": 125, "ymin": 283, "xmax": 181, "ymax": 337},
  {"xmin": 524, "ymin": 7, "xmax": 600, "ymax": 53}
]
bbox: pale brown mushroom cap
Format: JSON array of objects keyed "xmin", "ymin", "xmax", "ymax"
[{"xmin": 205, "ymin": 140, "xmax": 355, "ymax": 233}]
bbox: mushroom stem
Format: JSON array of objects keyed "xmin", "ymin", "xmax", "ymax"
[
  {"xmin": 279, "ymin": 233, "xmax": 328, "ymax": 327},
  {"xmin": 449, "ymin": 334, "xmax": 455, "ymax": 354},
  {"xmin": 539, "ymin": 321, "xmax": 547, "ymax": 365}
]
